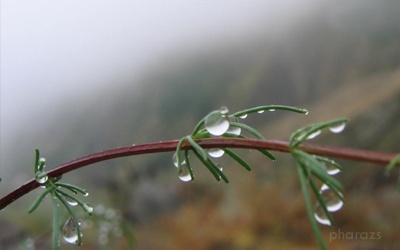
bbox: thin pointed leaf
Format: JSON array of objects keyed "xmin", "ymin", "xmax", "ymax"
[
  {"xmin": 314, "ymin": 156, "xmax": 343, "ymax": 171},
  {"xmin": 186, "ymin": 136, "xmax": 208, "ymax": 161},
  {"xmin": 51, "ymin": 194, "xmax": 61, "ymax": 250},
  {"xmin": 56, "ymin": 189, "xmax": 92, "ymax": 215},
  {"xmin": 290, "ymin": 118, "xmax": 347, "ymax": 148},
  {"xmin": 232, "ymin": 105, "xmax": 308, "ymax": 117},
  {"xmin": 34, "ymin": 149, "xmax": 40, "ymax": 172},
  {"xmin": 28, "ymin": 188, "xmax": 53, "ymax": 213},
  {"xmin": 297, "ymin": 164, "xmax": 327, "ymax": 250},
  {"xmin": 191, "ymin": 148, "xmax": 220, "ymax": 181},
  {"xmin": 175, "ymin": 137, "xmax": 186, "ymax": 170},
  {"xmin": 55, "ymin": 183, "xmax": 87, "ymax": 195},
  {"xmin": 206, "ymin": 158, "xmax": 229, "ymax": 183},
  {"xmin": 258, "ymin": 149, "xmax": 276, "ymax": 161},
  {"xmin": 224, "ymin": 149, "xmax": 252, "ymax": 171},
  {"xmin": 184, "ymin": 150, "xmax": 194, "ymax": 180},
  {"xmin": 385, "ymin": 154, "xmax": 400, "ymax": 175},
  {"xmin": 230, "ymin": 122, "xmax": 265, "ymax": 139},
  {"xmin": 293, "ymin": 150, "xmax": 343, "ymax": 196}
]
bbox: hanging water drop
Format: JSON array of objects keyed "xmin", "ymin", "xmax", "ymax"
[
  {"xmin": 307, "ymin": 130, "xmax": 321, "ymax": 140},
  {"xmin": 219, "ymin": 106, "xmax": 229, "ymax": 114},
  {"xmin": 62, "ymin": 217, "xmax": 79, "ymax": 244},
  {"xmin": 208, "ymin": 148, "xmax": 224, "ymax": 158},
  {"xmin": 177, "ymin": 166, "xmax": 192, "ymax": 182},
  {"xmin": 83, "ymin": 192, "xmax": 89, "ymax": 197},
  {"xmin": 205, "ymin": 112, "xmax": 230, "ymax": 136},
  {"xmin": 227, "ymin": 126, "xmax": 241, "ymax": 136},
  {"xmin": 329, "ymin": 123, "xmax": 346, "ymax": 134},
  {"xmin": 35, "ymin": 173, "xmax": 48, "ymax": 184},
  {"xmin": 173, "ymin": 152, "xmax": 186, "ymax": 168},
  {"xmin": 320, "ymin": 184, "xmax": 344, "ymax": 212},
  {"xmin": 66, "ymin": 198, "xmax": 78, "ymax": 207},
  {"xmin": 239, "ymin": 114, "xmax": 248, "ymax": 119},
  {"xmin": 257, "ymin": 110, "xmax": 265, "ymax": 114},
  {"xmin": 84, "ymin": 204, "xmax": 94, "ymax": 214},
  {"xmin": 325, "ymin": 163, "xmax": 341, "ymax": 176},
  {"xmin": 314, "ymin": 204, "xmax": 332, "ymax": 226},
  {"xmin": 268, "ymin": 109, "xmax": 276, "ymax": 112}
]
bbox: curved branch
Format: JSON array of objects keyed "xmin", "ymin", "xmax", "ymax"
[{"xmin": 0, "ymin": 138, "xmax": 397, "ymax": 210}]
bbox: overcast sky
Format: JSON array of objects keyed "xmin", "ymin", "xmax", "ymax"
[{"xmin": 0, "ymin": 0, "xmax": 321, "ymax": 161}]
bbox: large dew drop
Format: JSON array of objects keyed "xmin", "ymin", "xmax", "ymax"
[
  {"xmin": 208, "ymin": 148, "xmax": 224, "ymax": 158},
  {"xmin": 329, "ymin": 123, "xmax": 346, "ymax": 134},
  {"xmin": 219, "ymin": 106, "xmax": 229, "ymax": 114},
  {"xmin": 307, "ymin": 130, "xmax": 321, "ymax": 140},
  {"xmin": 66, "ymin": 198, "xmax": 78, "ymax": 207},
  {"xmin": 320, "ymin": 184, "xmax": 344, "ymax": 212},
  {"xmin": 314, "ymin": 204, "xmax": 332, "ymax": 226},
  {"xmin": 62, "ymin": 217, "xmax": 79, "ymax": 244},
  {"xmin": 178, "ymin": 166, "xmax": 192, "ymax": 182},
  {"xmin": 326, "ymin": 163, "xmax": 341, "ymax": 176},
  {"xmin": 205, "ymin": 112, "xmax": 230, "ymax": 136}
]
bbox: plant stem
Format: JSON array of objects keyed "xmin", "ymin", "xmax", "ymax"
[{"xmin": 0, "ymin": 138, "xmax": 397, "ymax": 210}]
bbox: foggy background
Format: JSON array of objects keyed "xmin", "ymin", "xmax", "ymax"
[{"xmin": 1, "ymin": 0, "xmax": 400, "ymax": 249}]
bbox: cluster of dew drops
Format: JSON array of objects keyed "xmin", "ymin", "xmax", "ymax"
[
  {"xmin": 172, "ymin": 106, "xmax": 272, "ymax": 182},
  {"xmin": 306, "ymin": 122, "xmax": 347, "ymax": 226}
]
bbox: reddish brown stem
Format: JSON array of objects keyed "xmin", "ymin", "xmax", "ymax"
[{"xmin": 0, "ymin": 138, "xmax": 397, "ymax": 210}]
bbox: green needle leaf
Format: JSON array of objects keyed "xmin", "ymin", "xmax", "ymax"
[
  {"xmin": 55, "ymin": 183, "xmax": 88, "ymax": 196},
  {"xmin": 224, "ymin": 149, "xmax": 252, "ymax": 171},
  {"xmin": 184, "ymin": 150, "xmax": 195, "ymax": 181},
  {"xmin": 258, "ymin": 149, "xmax": 276, "ymax": 161},
  {"xmin": 28, "ymin": 188, "xmax": 53, "ymax": 213},
  {"xmin": 186, "ymin": 136, "xmax": 208, "ymax": 161},
  {"xmin": 191, "ymin": 148, "xmax": 221, "ymax": 181},
  {"xmin": 385, "ymin": 154, "xmax": 400, "ymax": 175},
  {"xmin": 230, "ymin": 122, "xmax": 265, "ymax": 139},
  {"xmin": 232, "ymin": 105, "xmax": 308, "ymax": 117},
  {"xmin": 51, "ymin": 194, "xmax": 61, "ymax": 250},
  {"xmin": 297, "ymin": 164, "xmax": 327, "ymax": 250}
]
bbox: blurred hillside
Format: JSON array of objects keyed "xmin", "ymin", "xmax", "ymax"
[{"xmin": 1, "ymin": 1, "xmax": 400, "ymax": 249}]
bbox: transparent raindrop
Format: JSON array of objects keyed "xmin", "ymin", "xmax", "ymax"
[
  {"xmin": 35, "ymin": 173, "xmax": 48, "ymax": 184},
  {"xmin": 177, "ymin": 166, "xmax": 192, "ymax": 182},
  {"xmin": 239, "ymin": 114, "xmax": 248, "ymax": 119},
  {"xmin": 257, "ymin": 110, "xmax": 265, "ymax": 114},
  {"xmin": 320, "ymin": 184, "xmax": 344, "ymax": 212},
  {"xmin": 39, "ymin": 157, "xmax": 46, "ymax": 166},
  {"xmin": 227, "ymin": 126, "xmax": 241, "ymax": 136},
  {"xmin": 205, "ymin": 112, "xmax": 230, "ymax": 136},
  {"xmin": 84, "ymin": 204, "xmax": 94, "ymax": 214},
  {"xmin": 268, "ymin": 109, "xmax": 276, "ymax": 112},
  {"xmin": 219, "ymin": 106, "xmax": 229, "ymax": 114},
  {"xmin": 317, "ymin": 158, "xmax": 341, "ymax": 176},
  {"xmin": 66, "ymin": 198, "xmax": 78, "ymax": 207},
  {"xmin": 307, "ymin": 130, "xmax": 321, "ymax": 140},
  {"xmin": 173, "ymin": 152, "xmax": 186, "ymax": 168},
  {"xmin": 314, "ymin": 204, "xmax": 332, "ymax": 226},
  {"xmin": 83, "ymin": 192, "xmax": 89, "ymax": 197},
  {"xmin": 305, "ymin": 111, "xmax": 309, "ymax": 115},
  {"xmin": 208, "ymin": 148, "xmax": 224, "ymax": 158},
  {"xmin": 329, "ymin": 123, "xmax": 346, "ymax": 134},
  {"xmin": 62, "ymin": 217, "xmax": 79, "ymax": 244}
]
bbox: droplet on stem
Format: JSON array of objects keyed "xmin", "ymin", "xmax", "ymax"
[
  {"xmin": 320, "ymin": 184, "xmax": 344, "ymax": 212},
  {"xmin": 307, "ymin": 130, "xmax": 321, "ymax": 140},
  {"xmin": 208, "ymin": 148, "xmax": 224, "ymax": 158},
  {"xmin": 177, "ymin": 166, "xmax": 192, "ymax": 182},
  {"xmin": 268, "ymin": 109, "xmax": 276, "ymax": 112},
  {"xmin": 314, "ymin": 204, "xmax": 332, "ymax": 226},
  {"xmin": 219, "ymin": 106, "xmax": 229, "ymax": 114},
  {"xmin": 172, "ymin": 152, "xmax": 186, "ymax": 168},
  {"xmin": 205, "ymin": 112, "xmax": 230, "ymax": 136},
  {"xmin": 329, "ymin": 123, "xmax": 346, "ymax": 134},
  {"xmin": 239, "ymin": 114, "xmax": 248, "ymax": 119},
  {"xmin": 227, "ymin": 126, "xmax": 241, "ymax": 136},
  {"xmin": 257, "ymin": 110, "xmax": 265, "ymax": 114},
  {"xmin": 35, "ymin": 173, "xmax": 48, "ymax": 184},
  {"xmin": 62, "ymin": 217, "xmax": 79, "ymax": 244},
  {"xmin": 66, "ymin": 198, "xmax": 78, "ymax": 207}
]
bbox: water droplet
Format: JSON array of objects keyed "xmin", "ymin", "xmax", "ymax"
[
  {"xmin": 320, "ymin": 184, "xmax": 344, "ymax": 212},
  {"xmin": 62, "ymin": 217, "xmax": 79, "ymax": 244},
  {"xmin": 307, "ymin": 130, "xmax": 321, "ymax": 140},
  {"xmin": 239, "ymin": 114, "xmax": 248, "ymax": 119},
  {"xmin": 326, "ymin": 164, "xmax": 341, "ymax": 176},
  {"xmin": 172, "ymin": 152, "xmax": 186, "ymax": 168},
  {"xmin": 257, "ymin": 110, "xmax": 265, "ymax": 114},
  {"xmin": 305, "ymin": 111, "xmax": 309, "ymax": 115},
  {"xmin": 227, "ymin": 126, "xmax": 241, "ymax": 136},
  {"xmin": 314, "ymin": 204, "xmax": 332, "ymax": 226},
  {"xmin": 84, "ymin": 204, "xmax": 93, "ymax": 214},
  {"xmin": 35, "ymin": 173, "xmax": 48, "ymax": 184},
  {"xmin": 219, "ymin": 106, "xmax": 229, "ymax": 114},
  {"xmin": 177, "ymin": 166, "xmax": 192, "ymax": 182},
  {"xmin": 39, "ymin": 157, "xmax": 46, "ymax": 165},
  {"xmin": 329, "ymin": 123, "xmax": 346, "ymax": 134},
  {"xmin": 83, "ymin": 192, "xmax": 89, "ymax": 197},
  {"xmin": 268, "ymin": 109, "xmax": 276, "ymax": 112},
  {"xmin": 66, "ymin": 198, "xmax": 78, "ymax": 207},
  {"xmin": 208, "ymin": 148, "xmax": 224, "ymax": 158},
  {"xmin": 131, "ymin": 144, "xmax": 136, "ymax": 146},
  {"xmin": 205, "ymin": 112, "xmax": 230, "ymax": 136}
]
